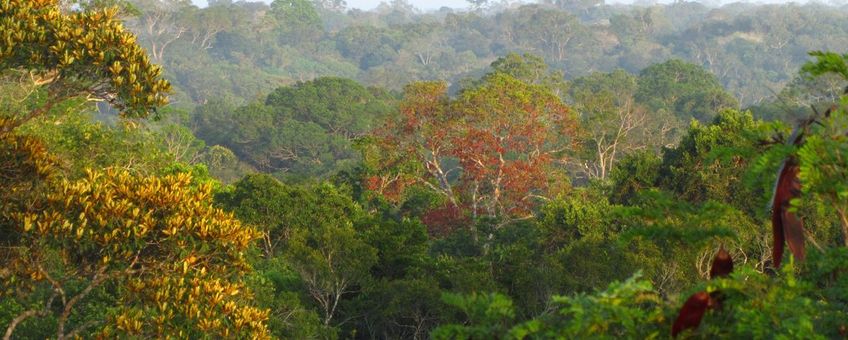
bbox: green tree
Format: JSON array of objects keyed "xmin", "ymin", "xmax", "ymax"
[
  {"xmin": 568, "ymin": 70, "xmax": 669, "ymax": 180},
  {"xmin": 217, "ymin": 174, "xmax": 298, "ymax": 258},
  {"xmin": 510, "ymin": 6, "xmax": 584, "ymax": 63},
  {"xmin": 636, "ymin": 59, "xmax": 737, "ymax": 122},
  {"xmin": 510, "ymin": 274, "xmax": 665, "ymax": 339},
  {"xmin": 658, "ymin": 109, "xmax": 773, "ymax": 215},
  {"xmin": 313, "ymin": 0, "xmax": 347, "ymax": 11},
  {"xmin": 265, "ymin": 77, "xmax": 393, "ymax": 141},
  {"xmin": 431, "ymin": 292, "xmax": 516, "ymax": 340},
  {"xmin": 193, "ymin": 78, "xmax": 394, "ymax": 179},
  {"xmin": 18, "ymin": 107, "xmax": 176, "ymax": 178},
  {"xmin": 432, "ymin": 274, "xmax": 665, "ymax": 339},
  {"xmin": 284, "ymin": 198, "xmax": 378, "ymax": 325},
  {"xmin": 795, "ymin": 51, "xmax": 848, "ymax": 246},
  {"xmin": 270, "ymin": 0, "xmax": 323, "ymax": 45},
  {"xmin": 483, "ymin": 53, "xmax": 567, "ymax": 96}
]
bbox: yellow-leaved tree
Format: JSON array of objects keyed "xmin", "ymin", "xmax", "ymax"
[
  {"xmin": 0, "ymin": 0, "xmax": 170, "ymax": 133},
  {"xmin": 3, "ymin": 170, "xmax": 270, "ymax": 339},
  {"xmin": 1, "ymin": 1, "xmax": 270, "ymax": 338}
]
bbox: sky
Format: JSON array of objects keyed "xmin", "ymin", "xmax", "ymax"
[
  {"xmin": 346, "ymin": 0, "xmax": 470, "ymax": 9},
  {"xmin": 191, "ymin": 0, "xmax": 813, "ymax": 9},
  {"xmin": 191, "ymin": 0, "xmax": 477, "ymax": 10}
]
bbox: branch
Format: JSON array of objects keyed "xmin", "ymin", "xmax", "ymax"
[
  {"xmin": 4, "ymin": 310, "xmax": 44, "ymax": 340},
  {"xmin": 1, "ymin": 91, "xmax": 63, "ymax": 134},
  {"xmin": 495, "ymin": 214, "xmax": 536, "ymax": 229},
  {"xmin": 37, "ymin": 263, "xmax": 67, "ymax": 306},
  {"xmin": 62, "ymin": 320, "xmax": 99, "ymax": 340},
  {"xmin": 3, "ymin": 292, "xmax": 57, "ymax": 340},
  {"xmin": 56, "ymin": 264, "xmax": 109, "ymax": 340}
]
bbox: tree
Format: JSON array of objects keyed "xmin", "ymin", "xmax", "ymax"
[
  {"xmin": 484, "ymin": 53, "xmax": 567, "ymax": 97},
  {"xmin": 514, "ymin": 274, "xmax": 664, "ymax": 338},
  {"xmin": 452, "ymin": 73, "xmax": 576, "ymax": 219},
  {"xmin": 0, "ymin": 119, "xmax": 56, "ymax": 239},
  {"xmin": 795, "ymin": 51, "xmax": 848, "ymax": 246},
  {"xmin": 270, "ymin": 0, "xmax": 323, "ymax": 45},
  {"xmin": 217, "ymin": 174, "xmax": 297, "ymax": 258},
  {"xmin": 658, "ymin": 109, "xmax": 772, "ymax": 216},
  {"xmin": 466, "ymin": 0, "xmax": 490, "ymax": 10},
  {"xmin": 312, "ymin": 0, "xmax": 347, "ymax": 11},
  {"xmin": 548, "ymin": 0, "xmax": 604, "ymax": 15},
  {"xmin": 0, "ymin": 0, "xmax": 171, "ymax": 130},
  {"xmin": 430, "ymin": 292, "xmax": 516, "ymax": 339},
  {"xmin": 199, "ymin": 145, "xmax": 248, "ymax": 184},
  {"xmin": 608, "ymin": 151, "xmax": 662, "ymax": 205},
  {"xmin": 217, "ymin": 174, "xmax": 366, "ymax": 258},
  {"xmin": 361, "ymin": 81, "xmax": 455, "ymax": 206},
  {"xmin": 183, "ymin": 4, "xmax": 235, "ymax": 51},
  {"xmin": 154, "ymin": 122, "xmax": 206, "ymax": 164},
  {"xmin": 192, "ymin": 78, "xmax": 394, "ymax": 178},
  {"xmin": 636, "ymin": 60, "xmax": 737, "ymax": 122},
  {"xmin": 2, "ymin": 170, "xmax": 269, "ymax": 338},
  {"xmin": 431, "ymin": 274, "xmax": 665, "ymax": 339},
  {"xmin": 130, "ymin": 0, "xmax": 192, "ymax": 62},
  {"xmin": 17, "ymin": 103, "xmax": 176, "ymax": 177},
  {"xmin": 265, "ymin": 77, "xmax": 393, "ymax": 141},
  {"xmin": 749, "ymin": 73, "xmax": 846, "ymax": 122},
  {"xmin": 568, "ymin": 70, "xmax": 655, "ymax": 180},
  {"xmin": 335, "ymin": 25, "xmax": 400, "ymax": 70},
  {"xmin": 510, "ymin": 6, "xmax": 584, "ymax": 63},
  {"xmin": 283, "ymin": 184, "xmax": 378, "ymax": 326},
  {"xmin": 220, "ymin": 178, "xmax": 377, "ymax": 328},
  {"xmin": 369, "ymin": 72, "xmax": 577, "ymax": 229}
]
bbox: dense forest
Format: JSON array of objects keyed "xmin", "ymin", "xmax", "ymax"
[{"xmin": 2, "ymin": 0, "xmax": 848, "ymax": 339}]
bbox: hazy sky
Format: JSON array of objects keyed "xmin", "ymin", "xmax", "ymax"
[
  {"xmin": 191, "ymin": 0, "xmax": 811, "ymax": 9},
  {"xmin": 191, "ymin": 0, "xmax": 473, "ymax": 9},
  {"xmin": 345, "ymin": 0, "xmax": 471, "ymax": 9}
]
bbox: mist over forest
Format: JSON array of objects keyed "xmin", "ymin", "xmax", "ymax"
[
  {"xmin": 3, "ymin": 0, "xmax": 848, "ymax": 338},
  {"xmin": 151, "ymin": 0, "xmax": 848, "ymax": 106}
]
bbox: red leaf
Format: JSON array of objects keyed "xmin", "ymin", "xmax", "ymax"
[
  {"xmin": 709, "ymin": 247, "xmax": 734, "ymax": 279},
  {"xmin": 421, "ymin": 204, "xmax": 469, "ymax": 238},
  {"xmin": 771, "ymin": 160, "xmax": 805, "ymax": 268},
  {"xmin": 672, "ymin": 292, "xmax": 715, "ymax": 337}
]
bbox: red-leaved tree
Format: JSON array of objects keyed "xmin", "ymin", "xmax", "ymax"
[{"xmin": 366, "ymin": 73, "xmax": 577, "ymax": 231}]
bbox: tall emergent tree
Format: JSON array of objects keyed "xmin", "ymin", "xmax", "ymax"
[{"xmin": 367, "ymin": 70, "xmax": 577, "ymax": 227}]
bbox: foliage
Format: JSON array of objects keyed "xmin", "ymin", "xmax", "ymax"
[
  {"xmin": 270, "ymin": 0, "xmax": 323, "ymax": 44},
  {"xmin": 797, "ymin": 106, "xmax": 848, "ymax": 247},
  {"xmin": 19, "ymin": 108, "xmax": 175, "ymax": 177},
  {"xmin": 568, "ymin": 69, "xmax": 670, "ymax": 180},
  {"xmin": 0, "ymin": 0, "xmax": 170, "ymax": 125},
  {"xmin": 192, "ymin": 77, "xmax": 394, "ymax": 180},
  {"xmin": 431, "ymin": 292, "xmax": 516, "ymax": 340},
  {"xmin": 432, "ymin": 274, "xmax": 665, "ymax": 340},
  {"xmin": 658, "ymin": 109, "xmax": 773, "ymax": 214},
  {"xmin": 369, "ymin": 70, "xmax": 577, "ymax": 225},
  {"xmin": 5, "ymin": 0, "xmax": 848, "ymax": 336},
  {"xmin": 0, "ymin": 119, "xmax": 56, "ymax": 240},
  {"xmin": 802, "ymin": 51, "xmax": 848, "ymax": 81},
  {"xmin": 283, "ymin": 195, "xmax": 378, "ymax": 326},
  {"xmin": 247, "ymin": 258, "xmax": 331, "ymax": 339},
  {"xmin": 122, "ymin": 0, "xmax": 848, "ymax": 114},
  {"xmin": 514, "ymin": 273, "xmax": 665, "ymax": 339},
  {"xmin": 636, "ymin": 59, "xmax": 737, "ymax": 122},
  {"xmin": 2, "ymin": 170, "xmax": 268, "ymax": 338}
]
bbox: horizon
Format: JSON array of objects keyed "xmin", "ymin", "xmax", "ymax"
[{"xmin": 190, "ymin": 0, "xmax": 831, "ymax": 10}]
